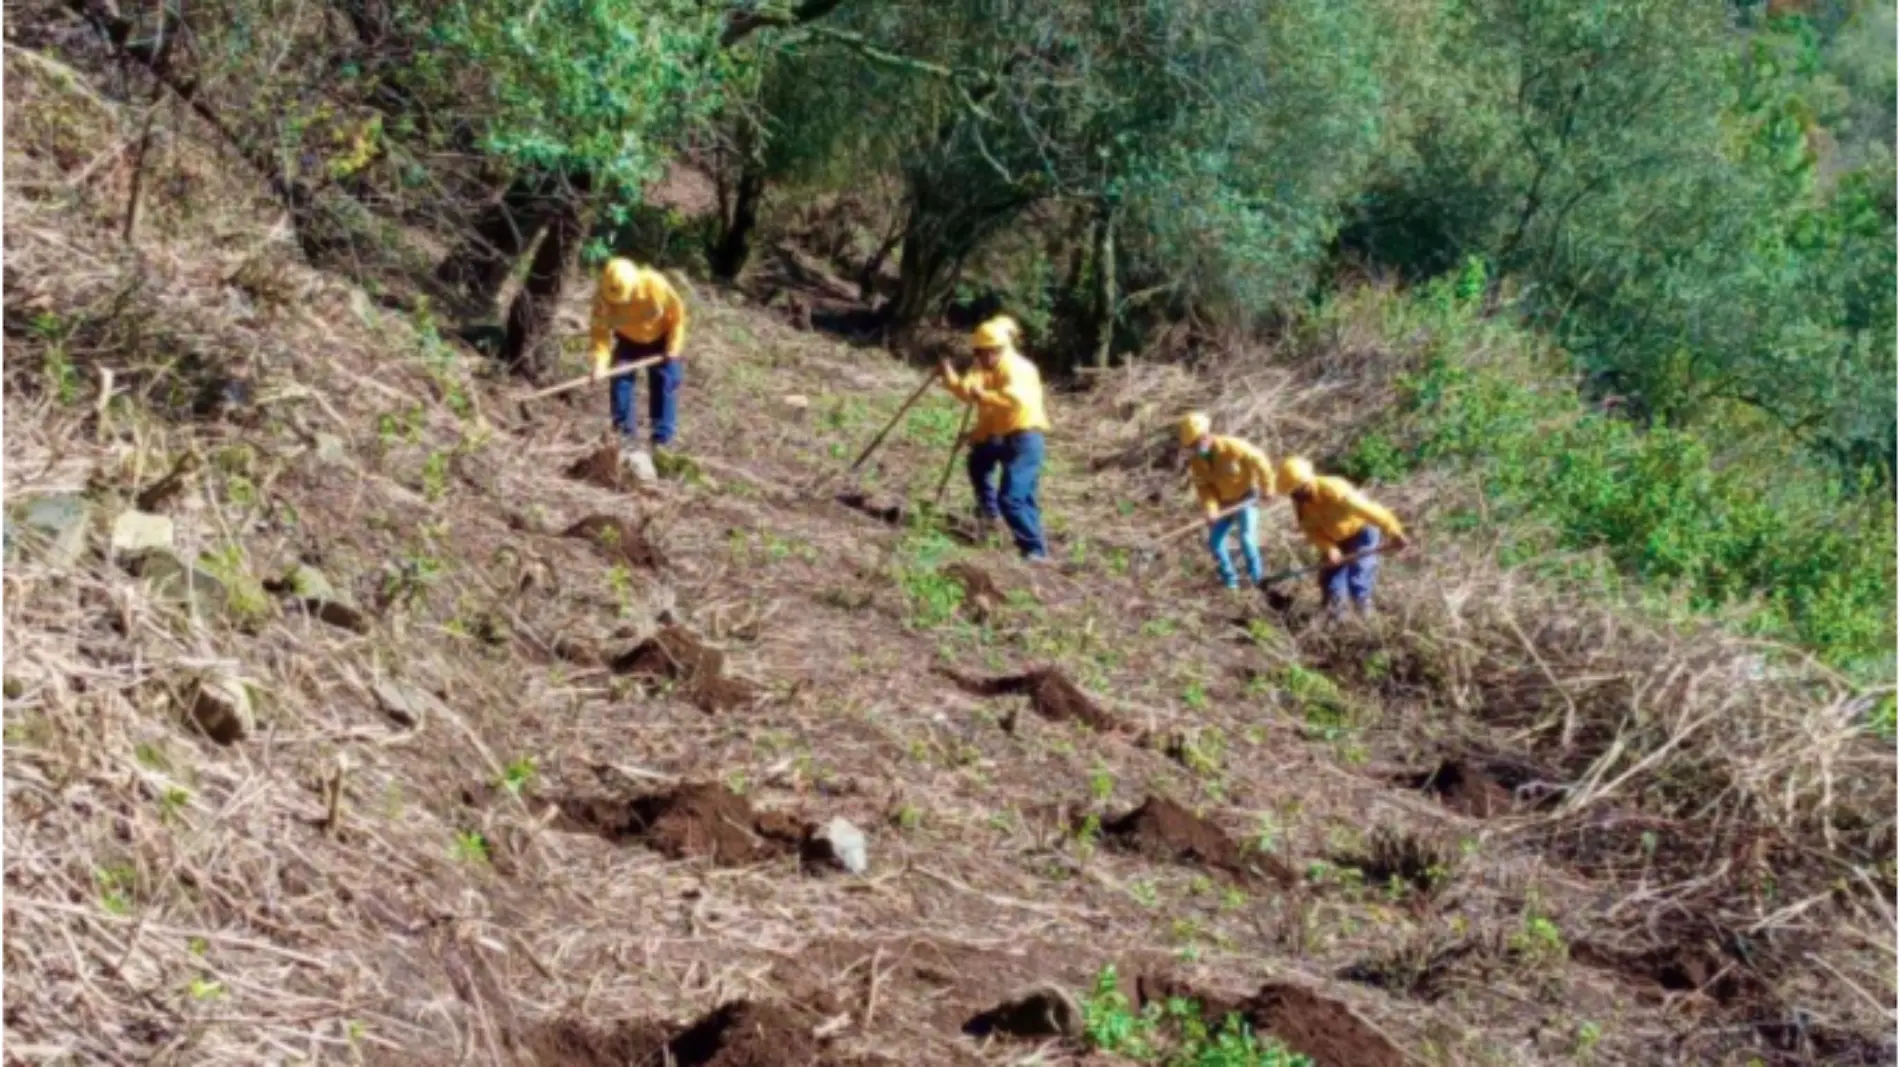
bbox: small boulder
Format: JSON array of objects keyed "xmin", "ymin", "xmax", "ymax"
[
  {"xmin": 313, "ymin": 434, "xmax": 350, "ymax": 466},
  {"xmin": 804, "ymin": 817, "xmax": 870, "ymax": 875},
  {"xmin": 781, "ymin": 394, "xmax": 811, "ymax": 414},
  {"xmin": 269, "ymin": 565, "xmax": 369, "ymax": 633},
  {"xmin": 282, "ymin": 564, "xmax": 336, "ymax": 601},
  {"xmin": 371, "ymin": 680, "xmax": 429, "ymax": 729},
  {"xmin": 127, "ymin": 549, "xmax": 229, "ymax": 617},
  {"xmin": 621, "ymin": 449, "xmax": 659, "ymax": 486},
  {"xmin": 8, "ymin": 494, "xmax": 92, "ymax": 567},
  {"xmin": 109, "ymin": 510, "xmax": 175, "ymax": 556},
  {"xmin": 188, "ymin": 673, "xmax": 254, "ymax": 744}
]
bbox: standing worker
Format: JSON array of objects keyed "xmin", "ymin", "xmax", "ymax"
[
  {"xmin": 939, "ymin": 316, "xmax": 1051, "ymax": 562},
  {"xmin": 587, "ymin": 257, "xmax": 689, "ymax": 464},
  {"xmin": 1276, "ymin": 456, "xmax": 1411, "ymax": 616},
  {"xmin": 1179, "ymin": 413, "xmax": 1276, "ymax": 590}
]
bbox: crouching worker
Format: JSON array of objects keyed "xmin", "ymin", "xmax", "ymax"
[
  {"xmin": 588, "ymin": 257, "xmax": 688, "ymax": 461},
  {"xmin": 1277, "ymin": 456, "xmax": 1411, "ymax": 616},
  {"xmin": 1180, "ymin": 413, "xmax": 1275, "ymax": 589},
  {"xmin": 939, "ymin": 316, "xmax": 1051, "ymax": 562}
]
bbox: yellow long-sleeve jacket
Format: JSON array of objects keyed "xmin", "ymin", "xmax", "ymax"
[
  {"xmin": 941, "ymin": 349, "xmax": 1051, "ymax": 444},
  {"xmin": 589, "ymin": 271, "xmax": 688, "ymax": 373},
  {"xmin": 1188, "ymin": 435, "xmax": 1275, "ymax": 516},
  {"xmin": 1294, "ymin": 476, "xmax": 1405, "ymax": 560}
]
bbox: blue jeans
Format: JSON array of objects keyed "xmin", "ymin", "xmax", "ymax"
[
  {"xmin": 1208, "ymin": 500, "xmax": 1263, "ymax": 588},
  {"xmin": 608, "ymin": 336, "xmax": 682, "ymax": 446},
  {"xmin": 968, "ymin": 431, "xmax": 1047, "ymax": 559},
  {"xmin": 1321, "ymin": 526, "xmax": 1382, "ymax": 610}
]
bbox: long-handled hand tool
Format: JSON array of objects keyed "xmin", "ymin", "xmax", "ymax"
[
  {"xmin": 932, "ymin": 403, "xmax": 975, "ymax": 506},
  {"xmin": 1130, "ymin": 500, "xmax": 1255, "ymax": 578},
  {"xmin": 808, "ymin": 368, "xmax": 939, "ymax": 497},
  {"xmin": 1257, "ymin": 544, "xmax": 1395, "ymax": 587},
  {"xmin": 516, "ymin": 355, "xmax": 667, "ymax": 403},
  {"xmin": 849, "ymin": 369, "xmax": 938, "ymax": 474}
]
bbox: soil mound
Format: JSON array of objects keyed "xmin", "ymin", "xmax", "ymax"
[
  {"xmin": 962, "ymin": 985, "xmax": 1082, "ymax": 1040},
  {"xmin": 1404, "ymin": 759, "xmax": 1513, "ymax": 818},
  {"xmin": 566, "ymin": 444, "xmax": 631, "ymax": 491},
  {"xmin": 612, "ymin": 625, "xmax": 758, "ymax": 712},
  {"xmin": 942, "ymin": 561, "xmax": 1007, "ymax": 620},
  {"xmin": 934, "ymin": 667, "xmax": 1119, "ymax": 732},
  {"xmin": 1241, "ymin": 984, "xmax": 1406, "ymax": 1067},
  {"xmin": 1132, "ymin": 976, "xmax": 1403, "ymax": 1067},
  {"xmin": 556, "ymin": 783, "xmax": 809, "ymax": 865},
  {"xmin": 1103, "ymin": 796, "xmax": 1293, "ymax": 884},
  {"xmin": 528, "ymin": 1001, "xmax": 834, "ymax": 1067},
  {"xmin": 563, "ymin": 514, "xmax": 664, "ymax": 570},
  {"xmin": 666, "ymin": 1000, "xmax": 828, "ymax": 1067},
  {"xmin": 834, "ymin": 491, "xmax": 905, "ymax": 525},
  {"xmin": 524, "ymin": 1018, "xmax": 673, "ymax": 1067}
]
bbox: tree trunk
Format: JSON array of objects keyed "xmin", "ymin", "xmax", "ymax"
[
  {"xmin": 857, "ymin": 221, "xmax": 904, "ymax": 305},
  {"xmin": 1090, "ymin": 199, "xmax": 1118, "ymax": 369},
  {"xmin": 709, "ymin": 160, "xmax": 765, "ymax": 281},
  {"xmin": 500, "ymin": 188, "xmax": 586, "ymax": 382},
  {"xmin": 439, "ymin": 172, "xmax": 562, "ymax": 307}
]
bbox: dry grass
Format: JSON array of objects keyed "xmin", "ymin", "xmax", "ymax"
[{"xmin": 4, "ymin": 38, "xmax": 1894, "ymax": 1067}]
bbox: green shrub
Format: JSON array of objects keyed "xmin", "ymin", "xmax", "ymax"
[{"xmin": 1324, "ymin": 263, "xmax": 1896, "ymax": 681}]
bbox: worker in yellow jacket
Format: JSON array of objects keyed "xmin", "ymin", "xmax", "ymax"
[
  {"xmin": 587, "ymin": 258, "xmax": 689, "ymax": 456},
  {"xmin": 1179, "ymin": 413, "xmax": 1276, "ymax": 589},
  {"xmin": 1277, "ymin": 456, "xmax": 1411, "ymax": 615},
  {"xmin": 939, "ymin": 316, "xmax": 1051, "ymax": 561}
]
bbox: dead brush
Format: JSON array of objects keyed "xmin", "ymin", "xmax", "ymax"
[
  {"xmin": 1335, "ymin": 827, "xmax": 1457, "ymax": 904},
  {"xmin": 1336, "ymin": 929, "xmax": 1485, "ymax": 1001}
]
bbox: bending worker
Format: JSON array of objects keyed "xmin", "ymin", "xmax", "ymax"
[
  {"xmin": 1180, "ymin": 413, "xmax": 1275, "ymax": 589},
  {"xmin": 939, "ymin": 316, "xmax": 1051, "ymax": 562},
  {"xmin": 587, "ymin": 257, "xmax": 689, "ymax": 460},
  {"xmin": 1277, "ymin": 456, "xmax": 1411, "ymax": 616}
]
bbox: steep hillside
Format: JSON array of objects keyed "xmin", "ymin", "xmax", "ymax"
[{"xmin": 5, "ymin": 45, "xmax": 1894, "ymax": 1067}]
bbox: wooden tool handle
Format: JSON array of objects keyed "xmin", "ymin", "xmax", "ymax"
[{"xmin": 517, "ymin": 355, "xmax": 667, "ymax": 402}]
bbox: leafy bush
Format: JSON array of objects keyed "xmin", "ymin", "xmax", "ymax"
[{"xmin": 1328, "ymin": 259, "xmax": 1896, "ymax": 680}]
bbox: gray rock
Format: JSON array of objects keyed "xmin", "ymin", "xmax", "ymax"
[
  {"xmin": 372, "ymin": 681, "xmax": 429, "ymax": 729},
  {"xmin": 126, "ymin": 549, "xmax": 229, "ymax": 617},
  {"xmin": 283, "ymin": 564, "xmax": 336, "ymax": 601},
  {"xmin": 109, "ymin": 510, "xmax": 175, "ymax": 556},
  {"xmin": 806, "ymin": 817, "xmax": 869, "ymax": 875},
  {"xmin": 619, "ymin": 447, "xmax": 659, "ymax": 486},
  {"xmin": 9, "ymin": 494, "xmax": 92, "ymax": 567},
  {"xmin": 314, "ymin": 434, "xmax": 350, "ymax": 466},
  {"xmin": 188, "ymin": 673, "xmax": 254, "ymax": 744}
]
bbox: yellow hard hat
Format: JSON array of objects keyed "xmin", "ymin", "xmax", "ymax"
[
  {"xmin": 600, "ymin": 257, "xmax": 644, "ymax": 305},
  {"xmin": 971, "ymin": 316, "xmax": 1019, "ymax": 352},
  {"xmin": 1279, "ymin": 455, "xmax": 1316, "ymax": 490},
  {"xmin": 1178, "ymin": 412, "xmax": 1212, "ymax": 448}
]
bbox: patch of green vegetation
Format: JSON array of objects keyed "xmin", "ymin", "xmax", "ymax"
[
  {"xmin": 26, "ymin": 312, "xmax": 83, "ymax": 405},
  {"xmin": 1507, "ymin": 900, "xmax": 1569, "ymax": 967},
  {"xmin": 420, "ymin": 450, "xmax": 450, "ymax": 502},
  {"xmin": 452, "ymin": 830, "xmax": 490, "ymax": 865},
  {"xmin": 196, "ymin": 544, "xmax": 275, "ymax": 626},
  {"xmin": 1080, "ymin": 965, "xmax": 1312, "ymax": 1067},
  {"xmin": 95, "ymin": 864, "xmax": 137, "ymax": 915},
  {"xmin": 499, "ymin": 756, "xmax": 536, "ymax": 796},
  {"xmin": 891, "ymin": 526, "xmax": 967, "ymax": 629},
  {"xmin": 1332, "ymin": 261, "xmax": 1895, "ymax": 680}
]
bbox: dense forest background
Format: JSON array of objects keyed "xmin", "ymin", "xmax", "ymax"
[{"xmin": 39, "ymin": 0, "xmax": 1899, "ymax": 681}]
